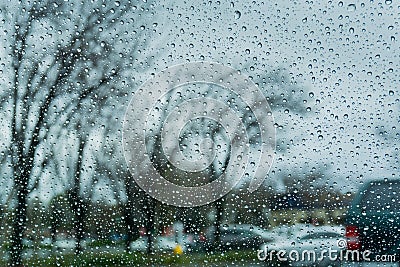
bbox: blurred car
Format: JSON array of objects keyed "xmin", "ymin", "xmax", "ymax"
[
  {"xmin": 203, "ymin": 224, "xmax": 275, "ymax": 251},
  {"xmin": 22, "ymin": 238, "xmax": 34, "ymax": 248},
  {"xmin": 181, "ymin": 233, "xmax": 206, "ymax": 253},
  {"xmin": 54, "ymin": 237, "xmax": 77, "ymax": 249},
  {"xmin": 109, "ymin": 233, "xmax": 128, "ymax": 242},
  {"xmin": 260, "ymin": 225, "xmax": 345, "ymax": 267},
  {"xmin": 130, "ymin": 236, "xmax": 174, "ymax": 252},
  {"xmin": 345, "ymin": 179, "xmax": 400, "ymax": 265},
  {"xmin": 40, "ymin": 237, "xmax": 52, "ymax": 246},
  {"xmin": 130, "ymin": 235, "xmax": 191, "ymax": 253},
  {"xmin": 271, "ymin": 223, "xmax": 318, "ymax": 239}
]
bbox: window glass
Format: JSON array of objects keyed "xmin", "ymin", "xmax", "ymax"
[
  {"xmin": 0, "ymin": 0, "xmax": 398, "ymax": 266},
  {"xmin": 360, "ymin": 183, "xmax": 400, "ymax": 211}
]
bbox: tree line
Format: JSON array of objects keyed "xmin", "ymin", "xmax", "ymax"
[{"xmin": 0, "ymin": 0, "xmax": 311, "ymax": 265}]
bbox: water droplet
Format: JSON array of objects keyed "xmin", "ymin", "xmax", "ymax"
[
  {"xmin": 349, "ymin": 27, "xmax": 354, "ymax": 34},
  {"xmin": 347, "ymin": 4, "xmax": 356, "ymax": 11},
  {"xmin": 234, "ymin": 10, "xmax": 241, "ymax": 19},
  {"xmin": 389, "ymin": 90, "xmax": 394, "ymax": 96},
  {"xmin": 385, "ymin": 0, "xmax": 392, "ymax": 5}
]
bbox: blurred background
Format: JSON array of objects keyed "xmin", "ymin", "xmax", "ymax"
[{"xmin": 0, "ymin": 0, "xmax": 398, "ymax": 266}]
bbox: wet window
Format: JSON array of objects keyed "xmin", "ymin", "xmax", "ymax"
[
  {"xmin": 360, "ymin": 182, "xmax": 400, "ymax": 211},
  {"xmin": 0, "ymin": 0, "xmax": 398, "ymax": 266}
]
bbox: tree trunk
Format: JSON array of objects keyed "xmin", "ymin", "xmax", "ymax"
[
  {"xmin": 122, "ymin": 176, "xmax": 139, "ymax": 252},
  {"xmin": 122, "ymin": 202, "xmax": 139, "ymax": 252},
  {"xmin": 214, "ymin": 198, "xmax": 224, "ymax": 251},
  {"xmin": 70, "ymin": 136, "xmax": 86, "ymax": 255},
  {"xmin": 211, "ymin": 158, "xmax": 227, "ymax": 251},
  {"xmin": 10, "ymin": 173, "xmax": 29, "ymax": 266},
  {"xmin": 50, "ymin": 206, "xmax": 61, "ymax": 258},
  {"xmin": 145, "ymin": 196, "xmax": 155, "ymax": 254},
  {"xmin": 123, "ymin": 205, "xmax": 132, "ymax": 252},
  {"xmin": 72, "ymin": 198, "xmax": 85, "ymax": 255}
]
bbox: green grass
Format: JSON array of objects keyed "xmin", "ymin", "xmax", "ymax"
[
  {"xmin": 86, "ymin": 238, "xmax": 125, "ymax": 248},
  {"xmin": 0, "ymin": 250, "xmax": 258, "ymax": 266}
]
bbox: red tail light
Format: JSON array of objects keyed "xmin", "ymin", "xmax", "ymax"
[{"xmin": 345, "ymin": 225, "xmax": 360, "ymax": 250}]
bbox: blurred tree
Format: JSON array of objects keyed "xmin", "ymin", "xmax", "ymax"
[
  {"xmin": 0, "ymin": 0, "xmax": 154, "ymax": 264},
  {"xmin": 136, "ymin": 67, "xmax": 309, "ymax": 250},
  {"xmin": 67, "ymin": 130, "xmax": 88, "ymax": 255},
  {"xmin": 95, "ymin": 142, "xmax": 144, "ymax": 252},
  {"xmin": 49, "ymin": 194, "xmax": 73, "ymax": 244}
]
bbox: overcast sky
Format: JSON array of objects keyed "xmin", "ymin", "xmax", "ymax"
[
  {"xmin": 147, "ymin": 0, "xmax": 399, "ymax": 193},
  {"xmin": 1, "ymin": 1, "xmax": 398, "ymax": 203}
]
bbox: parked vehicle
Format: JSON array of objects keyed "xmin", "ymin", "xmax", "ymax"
[
  {"xmin": 345, "ymin": 179, "xmax": 400, "ymax": 263},
  {"xmin": 203, "ymin": 224, "xmax": 275, "ymax": 251},
  {"xmin": 130, "ymin": 236, "xmax": 177, "ymax": 252},
  {"xmin": 260, "ymin": 225, "xmax": 345, "ymax": 266},
  {"xmin": 129, "ymin": 234, "xmax": 200, "ymax": 253}
]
